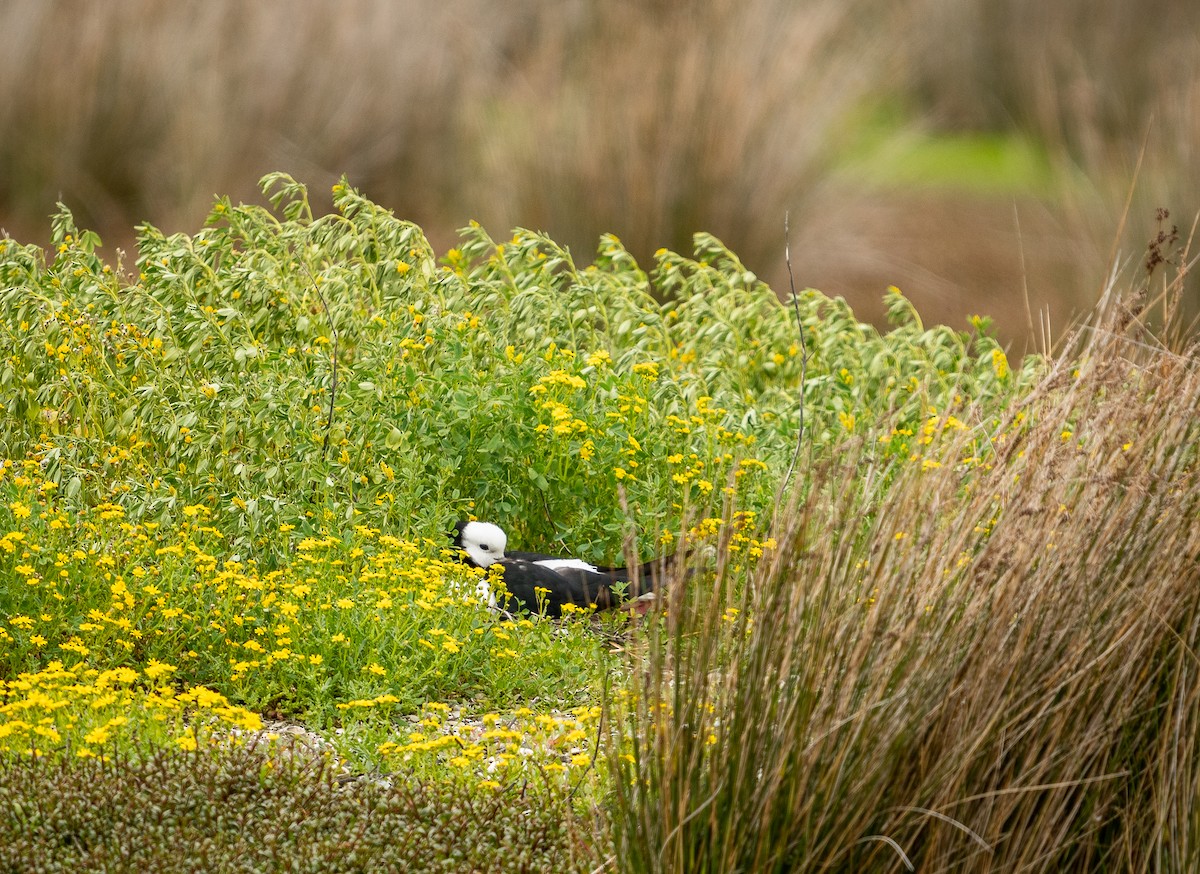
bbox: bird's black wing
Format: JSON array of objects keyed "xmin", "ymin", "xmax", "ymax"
[
  {"xmin": 495, "ymin": 559, "xmax": 624, "ymax": 617},
  {"xmin": 494, "ymin": 559, "xmax": 580, "ymax": 617},
  {"xmin": 535, "ymin": 565, "xmax": 623, "ymax": 610},
  {"xmin": 507, "ymin": 549, "xmax": 673, "ymax": 596}
]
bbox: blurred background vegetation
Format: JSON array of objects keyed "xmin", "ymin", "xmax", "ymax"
[{"xmin": 0, "ymin": 0, "xmax": 1196, "ymax": 349}]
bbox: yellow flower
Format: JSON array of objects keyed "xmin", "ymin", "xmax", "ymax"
[
  {"xmin": 992, "ymin": 349, "xmax": 1010, "ymax": 380},
  {"xmin": 538, "ymin": 370, "xmax": 586, "ymax": 391}
]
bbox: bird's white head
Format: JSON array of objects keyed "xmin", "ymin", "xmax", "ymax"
[{"xmin": 456, "ymin": 521, "xmax": 508, "ymax": 568}]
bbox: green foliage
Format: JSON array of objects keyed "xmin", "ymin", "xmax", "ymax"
[{"xmin": 0, "ymin": 174, "xmax": 1035, "ymax": 566}]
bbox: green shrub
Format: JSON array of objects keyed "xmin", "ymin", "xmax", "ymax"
[{"xmin": 0, "ymin": 174, "xmax": 1034, "ymax": 566}]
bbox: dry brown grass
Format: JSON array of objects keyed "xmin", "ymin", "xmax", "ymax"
[
  {"xmin": 0, "ymin": 0, "xmax": 882, "ymax": 267},
  {"xmin": 607, "ymin": 266, "xmax": 1200, "ymax": 871},
  {"xmin": 460, "ymin": 0, "xmax": 886, "ymax": 272},
  {"xmin": 0, "ymin": 0, "xmax": 1197, "ymax": 342},
  {"xmin": 0, "ymin": 1, "xmax": 485, "ymax": 241}
]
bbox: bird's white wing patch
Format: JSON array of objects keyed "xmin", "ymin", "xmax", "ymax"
[
  {"xmin": 445, "ymin": 574, "xmax": 498, "ymax": 611},
  {"xmin": 476, "ymin": 578, "xmax": 498, "ymax": 609},
  {"xmin": 535, "ymin": 558, "xmax": 599, "ymax": 573}
]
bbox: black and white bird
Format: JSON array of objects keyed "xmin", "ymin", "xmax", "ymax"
[{"xmin": 452, "ymin": 521, "xmax": 668, "ymax": 618}]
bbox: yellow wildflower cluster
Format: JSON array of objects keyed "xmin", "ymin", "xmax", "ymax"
[
  {"xmin": 534, "ymin": 400, "xmax": 589, "ymax": 437},
  {"xmin": 917, "ymin": 411, "xmax": 967, "ymax": 448},
  {"xmin": 0, "ymin": 469, "xmax": 539, "ymax": 761},
  {"xmin": 0, "ymin": 660, "xmax": 261, "ymax": 758},
  {"xmin": 530, "ymin": 368, "xmax": 591, "ymax": 437},
  {"xmin": 535, "ymin": 370, "xmax": 586, "ymax": 391},
  {"xmin": 992, "ymin": 349, "xmax": 1010, "ymax": 380},
  {"xmin": 683, "ymin": 512, "xmax": 776, "ymax": 569}
]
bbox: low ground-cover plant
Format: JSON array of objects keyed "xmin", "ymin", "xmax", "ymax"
[{"xmin": 0, "ymin": 741, "xmax": 591, "ymax": 873}]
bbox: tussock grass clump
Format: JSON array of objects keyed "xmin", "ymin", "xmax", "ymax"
[
  {"xmin": 0, "ymin": 742, "xmax": 589, "ymax": 873},
  {"xmin": 609, "ymin": 276, "xmax": 1200, "ymax": 871}
]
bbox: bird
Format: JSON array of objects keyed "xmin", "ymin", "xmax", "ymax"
[{"xmin": 451, "ymin": 520, "xmax": 669, "ymax": 618}]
